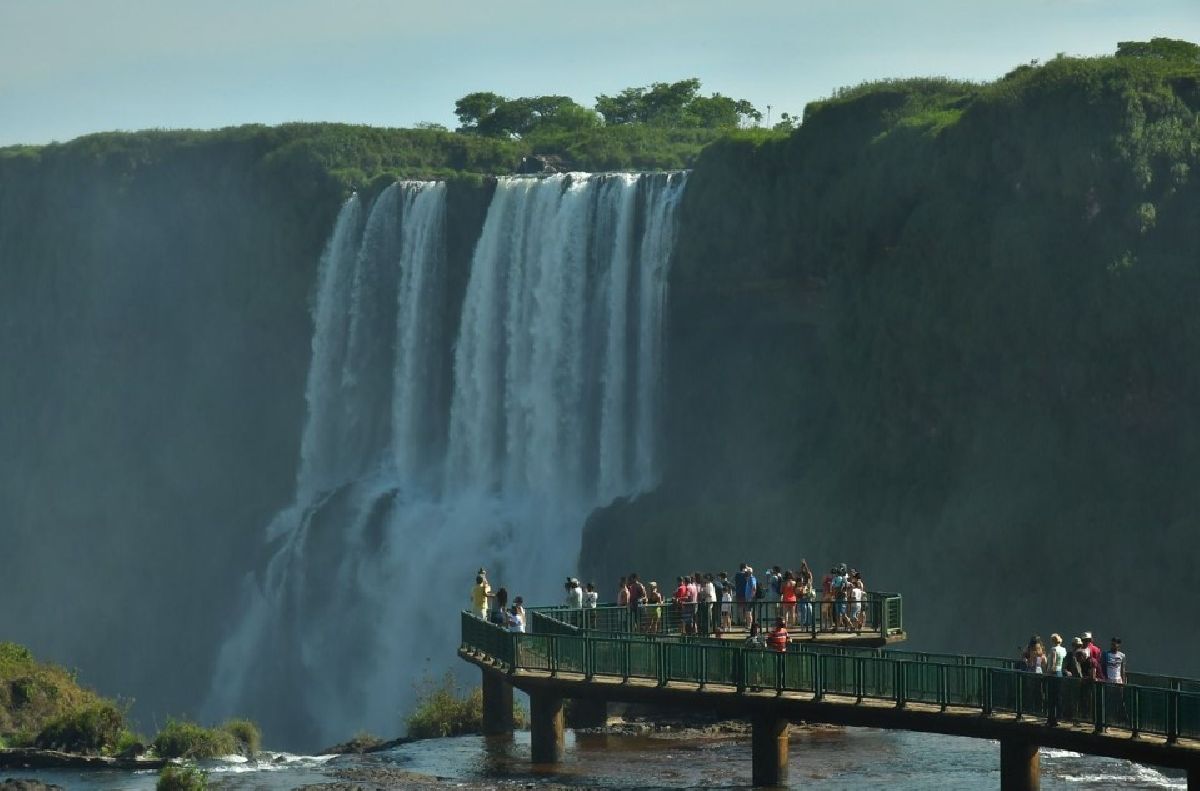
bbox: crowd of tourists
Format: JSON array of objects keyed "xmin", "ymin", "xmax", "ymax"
[
  {"xmin": 1019, "ymin": 632, "xmax": 1127, "ymax": 684},
  {"xmin": 603, "ymin": 563, "xmax": 869, "ymax": 640},
  {"xmin": 469, "ymin": 561, "xmax": 871, "ymax": 648}
]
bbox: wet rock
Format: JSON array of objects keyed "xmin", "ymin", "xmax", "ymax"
[{"xmin": 0, "ymin": 780, "xmax": 64, "ymax": 791}]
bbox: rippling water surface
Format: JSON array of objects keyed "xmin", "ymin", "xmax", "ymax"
[{"xmin": 12, "ymin": 728, "xmax": 1188, "ymax": 790}]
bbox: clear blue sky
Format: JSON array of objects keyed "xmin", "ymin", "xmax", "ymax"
[{"xmin": 1, "ymin": 0, "xmax": 1197, "ymax": 146}]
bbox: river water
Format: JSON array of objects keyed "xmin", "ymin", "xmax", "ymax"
[{"xmin": 12, "ymin": 727, "xmax": 1186, "ymax": 789}]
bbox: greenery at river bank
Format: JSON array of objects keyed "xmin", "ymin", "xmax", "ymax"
[{"xmin": 0, "ymin": 642, "xmax": 259, "ymax": 762}]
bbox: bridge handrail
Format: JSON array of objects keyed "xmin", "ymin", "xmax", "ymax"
[
  {"xmin": 461, "ymin": 612, "xmax": 1200, "ymax": 743},
  {"xmin": 527, "ymin": 591, "xmax": 904, "ymax": 640}
]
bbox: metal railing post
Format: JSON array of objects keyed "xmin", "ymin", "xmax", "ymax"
[
  {"xmin": 1167, "ymin": 686, "xmax": 1180, "ymax": 744},
  {"xmin": 1093, "ymin": 682, "xmax": 1105, "ymax": 734},
  {"xmin": 895, "ymin": 661, "xmax": 906, "ymax": 708}
]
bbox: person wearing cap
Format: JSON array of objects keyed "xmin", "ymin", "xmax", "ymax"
[
  {"xmin": 1083, "ymin": 632, "xmax": 1102, "ymax": 676},
  {"xmin": 646, "ymin": 581, "xmax": 664, "ymax": 633}
]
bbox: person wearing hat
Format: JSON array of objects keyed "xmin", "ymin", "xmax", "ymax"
[
  {"xmin": 1082, "ymin": 632, "xmax": 1102, "ymax": 677},
  {"xmin": 645, "ymin": 581, "xmax": 663, "ymax": 633}
]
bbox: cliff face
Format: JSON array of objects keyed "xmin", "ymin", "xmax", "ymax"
[
  {"xmin": 0, "ymin": 131, "xmax": 338, "ymax": 718},
  {"xmin": 583, "ymin": 56, "xmax": 1200, "ymax": 669}
]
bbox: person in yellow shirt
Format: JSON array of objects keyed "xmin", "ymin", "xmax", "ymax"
[{"xmin": 470, "ymin": 574, "xmax": 491, "ymax": 619}]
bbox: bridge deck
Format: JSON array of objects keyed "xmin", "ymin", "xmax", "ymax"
[{"xmin": 460, "ymin": 608, "xmax": 1200, "ymax": 779}]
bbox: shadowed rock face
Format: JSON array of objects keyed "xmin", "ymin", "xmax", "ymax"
[{"xmin": 582, "ymin": 63, "xmax": 1200, "ymax": 671}]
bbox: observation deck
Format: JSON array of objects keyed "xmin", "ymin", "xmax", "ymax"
[{"xmin": 459, "ymin": 597, "xmax": 1200, "ymax": 789}]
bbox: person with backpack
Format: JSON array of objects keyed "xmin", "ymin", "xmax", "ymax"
[
  {"xmin": 742, "ymin": 566, "xmax": 758, "ymax": 630},
  {"xmin": 733, "ymin": 564, "xmax": 748, "ymax": 625}
]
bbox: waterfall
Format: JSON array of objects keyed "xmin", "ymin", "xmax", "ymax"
[{"xmin": 206, "ymin": 172, "xmax": 687, "ymax": 749}]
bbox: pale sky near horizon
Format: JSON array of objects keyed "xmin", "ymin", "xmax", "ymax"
[{"xmin": 0, "ymin": 0, "xmax": 1197, "ymax": 147}]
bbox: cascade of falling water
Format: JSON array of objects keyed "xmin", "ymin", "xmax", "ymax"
[{"xmin": 207, "ymin": 173, "xmax": 687, "ymax": 749}]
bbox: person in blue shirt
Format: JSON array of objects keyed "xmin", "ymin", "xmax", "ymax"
[{"xmin": 742, "ymin": 567, "xmax": 757, "ymax": 628}]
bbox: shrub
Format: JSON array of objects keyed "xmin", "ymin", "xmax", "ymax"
[
  {"xmin": 156, "ymin": 764, "xmax": 206, "ymax": 791},
  {"xmin": 406, "ymin": 673, "xmax": 526, "ymax": 739},
  {"xmin": 152, "ymin": 719, "xmax": 237, "ymax": 760},
  {"xmin": 34, "ymin": 700, "xmax": 125, "ymax": 753},
  {"xmin": 220, "ymin": 718, "xmax": 261, "ymax": 756}
]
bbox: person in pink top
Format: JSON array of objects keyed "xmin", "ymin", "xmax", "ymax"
[
  {"xmin": 780, "ymin": 571, "xmax": 798, "ymax": 627},
  {"xmin": 1082, "ymin": 632, "xmax": 1102, "ymax": 676}
]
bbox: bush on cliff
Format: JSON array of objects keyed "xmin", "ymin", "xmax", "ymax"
[
  {"xmin": 0, "ymin": 642, "xmax": 126, "ymax": 752},
  {"xmin": 33, "ymin": 700, "xmax": 126, "ymax": 754}
]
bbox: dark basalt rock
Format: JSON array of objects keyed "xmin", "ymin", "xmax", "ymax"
[{"xmin": 0, "ymin": 780, "xmax": 65, "ymax": 791}]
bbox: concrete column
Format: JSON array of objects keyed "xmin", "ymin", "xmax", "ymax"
[
  {"xmin": 1000, "ymin": 739, "xmax": 1040, "ymax": 791},
  {"xmin": 481, "ymin": 669, "xmax": 513, "ymax": 736},
  {"xmin": 751, "ymin": 714, "xmax": 788, "ymax": 787},
  {"xmin": 567, "ymin": 698, "xmax": 607, "ymax": 729},
  {"xmin": 530, "ymin": 693, "xmax": 565, "ymax": 764}
]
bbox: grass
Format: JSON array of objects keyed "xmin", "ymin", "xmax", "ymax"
[
  {"xmin": 406, "ymin": 673, "xmax": 527, "ymax": 739},
  {"xmin": 151, "ymin": 719, "xmax": 237, "ymax": 760},
  {"xmin": 156, "ymin": 763, "xmax": 207, "ymax": 791}
]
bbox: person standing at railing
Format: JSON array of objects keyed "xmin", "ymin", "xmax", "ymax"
[
  {"xmin": 719, "ymin": 573, "xmax": 733, "ymax": 632},
  {"xmin": 849, "ymin": 573, "xmax": 866, "ymax": 631},
  {"xmin": 617, "ymin": 576, "xmax": 630, "ymax": 607},
  {"xmin": 1049, "ymin": 633, "xmax": 1067, "ymax": 677},
  {"xmin": 646, "ymin": 581, "xmax": 664, "ymax": 633},
  {"xmin": 699, "ymin": 573, "xmax": 716, "ymax": 636},
  {"xmin": 733, "ymin": 564, "xmax": 748, "ymax": 626},
  {"xmin": 583, "ymin": 582, "xmax": 598, "ymax": 629},
  {"xmin": 628, "ymin": 573, "xmax": 647, "ymax": 632},
  {"xmin": 741, "ymin": 566, "xmax": 757, "ymax": 630},
  {"xmin": 565, "ymin": 578, "xmax": 583, "ymax": 608},
  {"xmin": 821, "ymin": 567, "xmax": 835, "ymax": 630},
  {"xmin": 780, "ymin": 570, "xmax": 798, "ymax": 627},
  {"xmin": 675, "ymin": 576, "xmax": 696, "ymax": 635},
  {"xmin": 506, "ymin": 605, "xmax": 525, "ymax": 633},
  {"xmin": 1102, "ymin": 638, "xmax": 1126, "ymax": 684},
  {"xmin": 471, "ymin": 574, "xmax": 491, "ymax": 620},
  {"xmin": 797, "ymin": 561, "xmax": 814, "ymax": 629}
]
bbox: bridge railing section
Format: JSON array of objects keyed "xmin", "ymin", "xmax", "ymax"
[
  {"xmin": 462, "ymin": 611, "xmax": 1200, "ymax": 743},
  {"xmin": 529, "ymin": 592, "xmax": 904, "ymax": 640}
]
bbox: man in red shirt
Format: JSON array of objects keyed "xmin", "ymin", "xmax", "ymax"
[
  {"xmin": 1082, "ymin": 632, "xmax": 1102, "ymax": 676},
  {"xmin": 767, "ymin": 618, "xmax": 789, "ymax": 652}
]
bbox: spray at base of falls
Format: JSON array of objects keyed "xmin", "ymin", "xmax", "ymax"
[{"xmin": 205, "ymin": 173, "xmax": 687, "ymax": 749}]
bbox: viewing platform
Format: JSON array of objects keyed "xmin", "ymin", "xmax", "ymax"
[
  {"xmin": 528, "ymin": 591, "xmax": 906, "ymax": 648},
  {"xmin": 459, "ymin": 597, "xmax": 1200, "ymax": 790}
]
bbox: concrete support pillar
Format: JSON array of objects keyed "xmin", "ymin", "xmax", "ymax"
[
  {"xmin": 751, "ymin": 714, "xmax": 788, "ymax": 787},
  {"xmin": 481, "ymin": 669, "xmax": 513, "ymax": 736},
  {"xmin": 567, "ymin": 698, "xmax": 608, "ymax": 729},
  {"xmin": 530, "ymin": 693, "xmax": 565, "ymax": 764},
  {"xmin": 1000, "ymin": 739, "xmax": 1040, "ymax": 791}
]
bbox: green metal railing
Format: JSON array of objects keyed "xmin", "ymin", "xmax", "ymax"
[
  {"xmin": 529, "ymin": 592, "xmax": 904, "ymax": 640},
  {"xmin": 462, "ymin": 611, "xmax": 1200, "ymax": 743}
]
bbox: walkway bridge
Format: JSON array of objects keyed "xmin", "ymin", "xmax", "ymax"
[{"xmin": 459, "ymin": 597, "xmax": 1200, "ymax": 789}]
